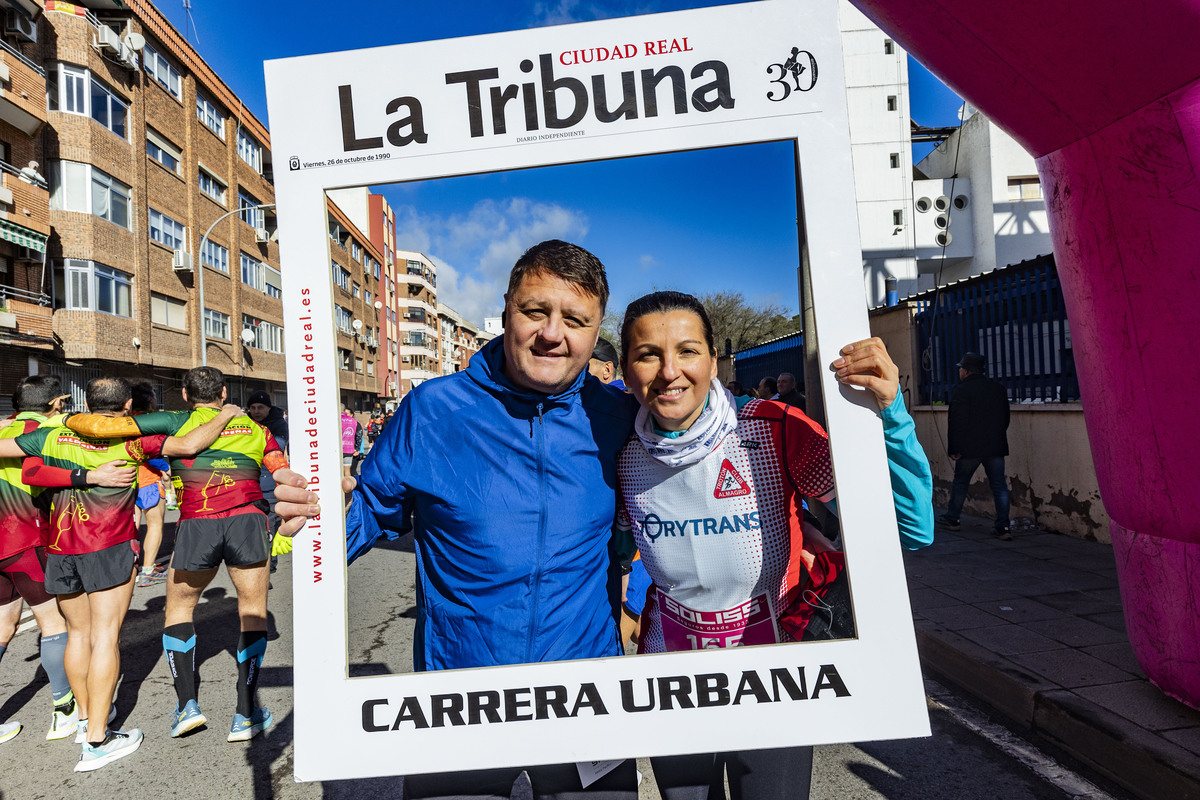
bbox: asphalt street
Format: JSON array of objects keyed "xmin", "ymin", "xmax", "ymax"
[{"xmin": 0, "ymin": 527, "xmax": 1134, "ymax": 800}]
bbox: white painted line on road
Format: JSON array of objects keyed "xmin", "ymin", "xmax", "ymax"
[
  {"xmin": 17, "ymin": 609, "xmax": 36, "ymax": 634},
  {"xmin": 925, "ymin": 680, "xmax": 1120, "ymax": 800}
]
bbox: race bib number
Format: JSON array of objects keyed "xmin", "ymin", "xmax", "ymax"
[{"xmin": 658, "ymin": 593, "xmax": 778, "ymax": 650}]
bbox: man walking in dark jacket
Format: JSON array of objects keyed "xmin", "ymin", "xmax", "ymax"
[{"xmin": 941, "ymin": 352, "xmax": 1012, "ymax": 539}]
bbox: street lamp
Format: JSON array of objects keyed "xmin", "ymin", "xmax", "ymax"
[{"xmin": 196, "ymin": 202, "xmax": 276, "ymax": 366}]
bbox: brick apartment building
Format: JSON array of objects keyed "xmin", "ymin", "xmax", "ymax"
[
  {"xmin": 437, "ymin": 302, "xmax": 479, "ymax": 375},
  {"xmin": 326, "ymin": 199, "xmax": 383, "ymax": 413},
  {"xmin": 0, "ymin": 0, "xmax": 287, "ymax": 411}
]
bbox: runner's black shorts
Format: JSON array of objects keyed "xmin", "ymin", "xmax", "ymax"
[
  {"xmin": 44, "ymin": 540, "xmax": 139, "ymax": 595},
  {"xmin": 172, "ymin": 508, "xmax": 270, "ymax": 571},
  {"xmin": 0, "ymin": 546, "xmax": 54, "ymax": 606}
]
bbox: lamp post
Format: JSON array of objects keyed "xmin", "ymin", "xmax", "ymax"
[{"xmin": 196, "ymin": 203, "xmax": 275, "ymax": 366}]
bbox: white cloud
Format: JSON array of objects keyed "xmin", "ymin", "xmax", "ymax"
[
  {"xmin": 390, "ymin": 198, "xmax": 589, "ymax": 326},
  {"xmin": 638, "ymin": 253, "xmax": 659, "ymax": 272}
]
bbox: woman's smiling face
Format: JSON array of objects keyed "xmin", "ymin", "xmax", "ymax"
[{"xmin": 623, "ymin": 310, "xmax": 718, "ymax": 432}]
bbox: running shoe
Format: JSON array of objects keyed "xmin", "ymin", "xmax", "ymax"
[
  {"xmin": 227, "ymin": 707, "xmax": 272, "ymax": 742},
  {"xmin": 938, "ymin": 514, "xmax": 961, "ymax": 531},
  {"xmin": 75, "ymin": 705, "xmax": 117, "ymax": 745},
  {"xmin": 0, "ymin": 720, "xmax": 21, "ymax": 744},
  {"xmin": 75, "ymin": 728, "xmax": 142, "ymax": 772},
  {"xmin": 170, "ymin": 699, "xmax": 207, "ymax": 738},
  {"xmin": 46, "ymin": 691, "xmax": 78, "ymax": 740},
  {"xmin": 136, "ymin": 569, "xmax": 166, "ymax": 587}
]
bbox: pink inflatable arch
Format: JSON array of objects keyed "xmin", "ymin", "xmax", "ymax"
[{"xmin": 849, "ymin": 0, "xmax": 1200, "ymax": 707}]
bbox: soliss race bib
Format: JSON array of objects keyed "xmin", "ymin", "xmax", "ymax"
[{"xmin": 659, "ymin": 593, "xmax": 778, "ymax": 650}]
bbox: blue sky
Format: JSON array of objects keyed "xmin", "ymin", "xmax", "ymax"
[{"xmin": 157, "ymin": 0, "xmax": 961, "ymax": 325}]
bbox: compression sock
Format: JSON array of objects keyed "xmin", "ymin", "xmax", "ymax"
[
  {"xmin": 163, "ymin": 623, "xmax": 197, "ymax": 707},
  {"xmin": 39, "ymin": 632, "xmax": 72, "ymax": 702},
  {"xmin": 235, "ymin": 631, "xmax": 267, "ymax": 717}
]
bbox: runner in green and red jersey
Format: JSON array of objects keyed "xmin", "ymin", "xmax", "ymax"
[
  {"xmin": 0, "ymin": 375, "xmax": 133, "ymax": 746},
  {"xmin": 0, "ymin": 376, "xmax": 239, "ymax": 772},
  {"xmin": 65, "ymin": 367, "xmax": 291, "ymax": 744}
]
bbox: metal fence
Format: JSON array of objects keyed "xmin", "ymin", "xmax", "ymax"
[
  {"xmin": 732, "ymin": 331, "xmax": 804, "ymax": 391},
  {"xmin": 915, "ymin": 254, "xmax": 1078, "ymax": 404}
]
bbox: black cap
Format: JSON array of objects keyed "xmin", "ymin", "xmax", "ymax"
[
  {"xmin": 956, "ymin": 352, "xmax": 986, "ymax": 373},
  {"xmin": 247, "ymin": 390, "xmax": 272, "ymax": 407},
  {"xmin": 591, "ymin": 337, "xmax": 618, "ymax": 365}
]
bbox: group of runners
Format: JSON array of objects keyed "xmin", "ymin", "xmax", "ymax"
[{"xmin": 0, "ymin": 367, "xmax": 292, "ymax": 772}]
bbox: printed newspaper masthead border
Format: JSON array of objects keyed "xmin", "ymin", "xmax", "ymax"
[{"xmin": 264, "ymin": 0, "xmax": 930, "ymax": 782}]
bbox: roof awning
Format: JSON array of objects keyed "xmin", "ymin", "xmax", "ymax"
[{"xmin": 0, "ymin": 219, "xmax": 47, "ymax": 253}]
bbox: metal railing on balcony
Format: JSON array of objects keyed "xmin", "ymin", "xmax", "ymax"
[
  {"xmin": 0, "ymin": 284, "xmax": 50, "ymax": 307},
  {"xmin": 0, "ymin": 37, "xmax": 45, "ymax": 76},
  {"xmin": 0, "ymin": 158, "xmax": 47, "ymax": 189}
]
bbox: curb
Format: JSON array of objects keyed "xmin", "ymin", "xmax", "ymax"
[{"xmin": 915, "ymin": 624, "xmax": 1200, "ymax": 800}]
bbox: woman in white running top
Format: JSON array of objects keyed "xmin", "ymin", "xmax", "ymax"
[{"xmin": 616, "ymin": 291, "xmax": 933, "ymax": 800}]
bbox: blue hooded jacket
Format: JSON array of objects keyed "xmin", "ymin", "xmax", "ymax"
[{"xmin": 346, "ymin": 336, "xmax": 638, "ymax": 671}]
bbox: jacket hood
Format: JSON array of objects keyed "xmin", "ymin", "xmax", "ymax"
[{"xmin": 466, "ymin": 335, "xmax": 588, "ymax": 409}]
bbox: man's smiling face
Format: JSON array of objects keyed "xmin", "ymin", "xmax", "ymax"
[{"xmin": 502, "ymin": 270, "xmax": 603, "ymax": 396}]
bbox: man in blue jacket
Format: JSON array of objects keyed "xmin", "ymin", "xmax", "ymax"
[{"xmin": 307, "ymin": 240, "xmax": 640, "ymax": 798}]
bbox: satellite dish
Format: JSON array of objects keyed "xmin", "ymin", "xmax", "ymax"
[
  {"xmin": 374, "ymin": 300, "xmax": 383, "ymax": 310},
  {"xmin": 124, "ymin": 32, "xmax": 146, "ymax": 51},
  {"xmin": 352, "ymin": 319, "xmax": 363, "ymax": 331},
  {"xmin": 240, "ymin": 328, "xmax": 256, "ymax": 344}
]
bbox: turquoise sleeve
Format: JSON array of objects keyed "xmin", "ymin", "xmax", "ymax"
[{"xmin": 881, "ymin": 393, "xmax": 935, "ymax": 549}]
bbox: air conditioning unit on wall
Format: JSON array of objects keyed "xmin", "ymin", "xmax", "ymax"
[
  {"xmin": 172, "ymin": 250, "xmax": 193, "ymax": 271},
  {"xmin": 4, "ymin": 9, "xmax": 36, "ymax": 43},
  {"xmin": 96, "ymin": 26, "xmax": 120, "ymax": 53}
]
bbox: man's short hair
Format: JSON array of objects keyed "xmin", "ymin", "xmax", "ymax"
[
  {"xmin": 591, "ymin": 337, "xmax": 619, "ymax": 367},
  {"xmin": 758, "ymin": 376, "xmax": 778, "ymax": 396},
  {"xmin": 183, "ymin": 366, "xmax": 226, "ymax": 405},
  {"xmin": 86, "ymin": 377, "xmax": 132, "ymax": 413},
  {"xmin": 130, "ymin": 380, "xmax": 157, "ymax": 414},
  {"xmin": 13, "ymin": 375, "xmax": 63, "ymax": 413},
  {"xmin": 778, "ymin": 372, "xmax": 797, "ymax": 384},
  {"xmin": 507, "ymin": 240, "xmax": 609, "ymax": 313}
]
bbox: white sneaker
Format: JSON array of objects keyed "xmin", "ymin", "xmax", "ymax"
[
  {"xmin": 0, "ymin": 720, "xmax": 21, "ymax": 744},
  {"xmin": 47, "ymin": 693, "xmax": 79, "ymax": 741},
  {"xmin": 75, "ymin": 728, "xmax": 143, "ymax": 772}
]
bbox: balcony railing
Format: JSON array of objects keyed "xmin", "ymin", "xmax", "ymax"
[
  {"xmin": 0, "ymin": 37, "xmax": 45, "ymax": 77},
  {"xmin": 0, "ymin": 284, "xmax": 50, "ymax": 307},
  {"xmin": 0, "ymin": 158, "xmax": 47, "ymax": 189}
]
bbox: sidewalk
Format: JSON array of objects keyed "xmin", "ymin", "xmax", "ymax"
[{"xmin": 903, "ymin": 515, "xmax": 1200, "ymax": 800}]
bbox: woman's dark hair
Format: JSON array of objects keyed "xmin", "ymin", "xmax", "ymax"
[
  {"xmin": 620, "ymin": 291, "xmax": 716, "ymax": 366},
  {"xmin": 130, "ymin": 380, "xmax": 157, "ymax": 414}
]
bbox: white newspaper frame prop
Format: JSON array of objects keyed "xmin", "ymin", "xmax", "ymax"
[{"xmin": 265, "ymin": 0, "xmax": 929, "ymax": 782}]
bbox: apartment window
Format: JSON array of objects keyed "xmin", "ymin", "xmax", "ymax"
[
  {"xmin": 149, "ymin": 208, "xmax": 186, "ymax": 250},
  {"xmin": 50, "ymin": 161, "xmax": 130, "ymax": 229},
  {"xmin": 196, "ymin": 91, "xmax": 225, "ymax": 138},
  {"xmin": 198, "ymin": 167, "xmax": 226, "ymax": 203},
  {"xmin": 265, "ymin": 265, "xmax": 282, "ymax": 299},
  {"xmin": 241, "ymin": 252, "xmax": 264, "ymax": 291},
  {"xmin": 338, "ymin": 348, "xmax": 352, "ymax": 371},
  {"xmin": 242, "ymin": 315, "xmax": 284, "ymax": 354},
  {"xmin": 142, "ymin": 43, "xmax": 182, "ymax": 99},
  {"xmin": 364, "ymin": 289, "xmax": 372, "ymax": 306},
  {"xmin": 238, "ymin": 190, "xmax": 264, "ymax": 229},
  {"xmin": 237, "ymin": 128, "xmax": 263, "ymax": 172},
  {"xmin": 332, "ymin": 262, "xmax": 350, "ymax": 291},
  {"xmin": 367, "ymin": 361, "xmax": 374, "ymax": 377},
  {"xmin": 893, "ymin": 209, "xmax": 904, "ymax": 226},
  {"xmin": 351, "ymin": 241, "xmax": 361, "ymax": 261},
  {"xmin": 886, "ymin": 95, "xmax": 898, "ymax": 111},
  {"xmin": 889, "ymin": 152, "xmax": 900, "ymax": 169},
  {"xmin": 335, "ymin": 305, "xmax": 352, "ymax": 333},
  {"xmin": 59, "ymin": 259, "xmax": 132, "ymax": 317},
  {"xmin": 200, "ymin": 239, "xmax": 229, "ymax": 273},
  {"xmin": 1008, "ymin": 176, "xmax": 1043, "ymax": 201},
  {"xmin": 151, "ymin": 292, "xmax": 187, "ymax": 329},
  {"xmin": 883, "ymin": 39, "xmax": 895, "ymax": 55},
  {"xmin": 204, "ymin": 308, "xmax": 230, "ymax": 340},
  {"xmin": 373, "ymin": 260, "xmax": 381, "ymax": 280},
  {"xmin": 146, "ymin": 129, "xmax": 180, "ymax": 174},
  {"xmin": 51, "ymin": 66, "xmax": 128, "ymax": 139},
  {"xmin": 328, "ymin": 219, "xmax": 346, "ymax": 247},
  {"xmin": 355, "ymin": 357, "xmax": 364, "ymax": 374},
  {"xmin": 352, "ymin": 282, "xmax": 360, "ymax": 299}
]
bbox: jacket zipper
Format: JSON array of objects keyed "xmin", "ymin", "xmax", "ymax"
[{"xmin": 525, "ymin": 402, "xmax": 547, "ymax": 663}]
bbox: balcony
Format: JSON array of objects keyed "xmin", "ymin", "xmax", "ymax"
[
  {"xmin": 404, "ymin": 268, "xmax": 436, "ymax": 294},
  {"xmin": 0, "ymin": 164, "xmax": 50, "ymax": 237},
  {"xmin": 0, "ymin": 287, "xmax": 53, "ymax": 349},
  {"xmin": 0, "ymin": 38, "xmax": 46, "ymax": 136}
]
